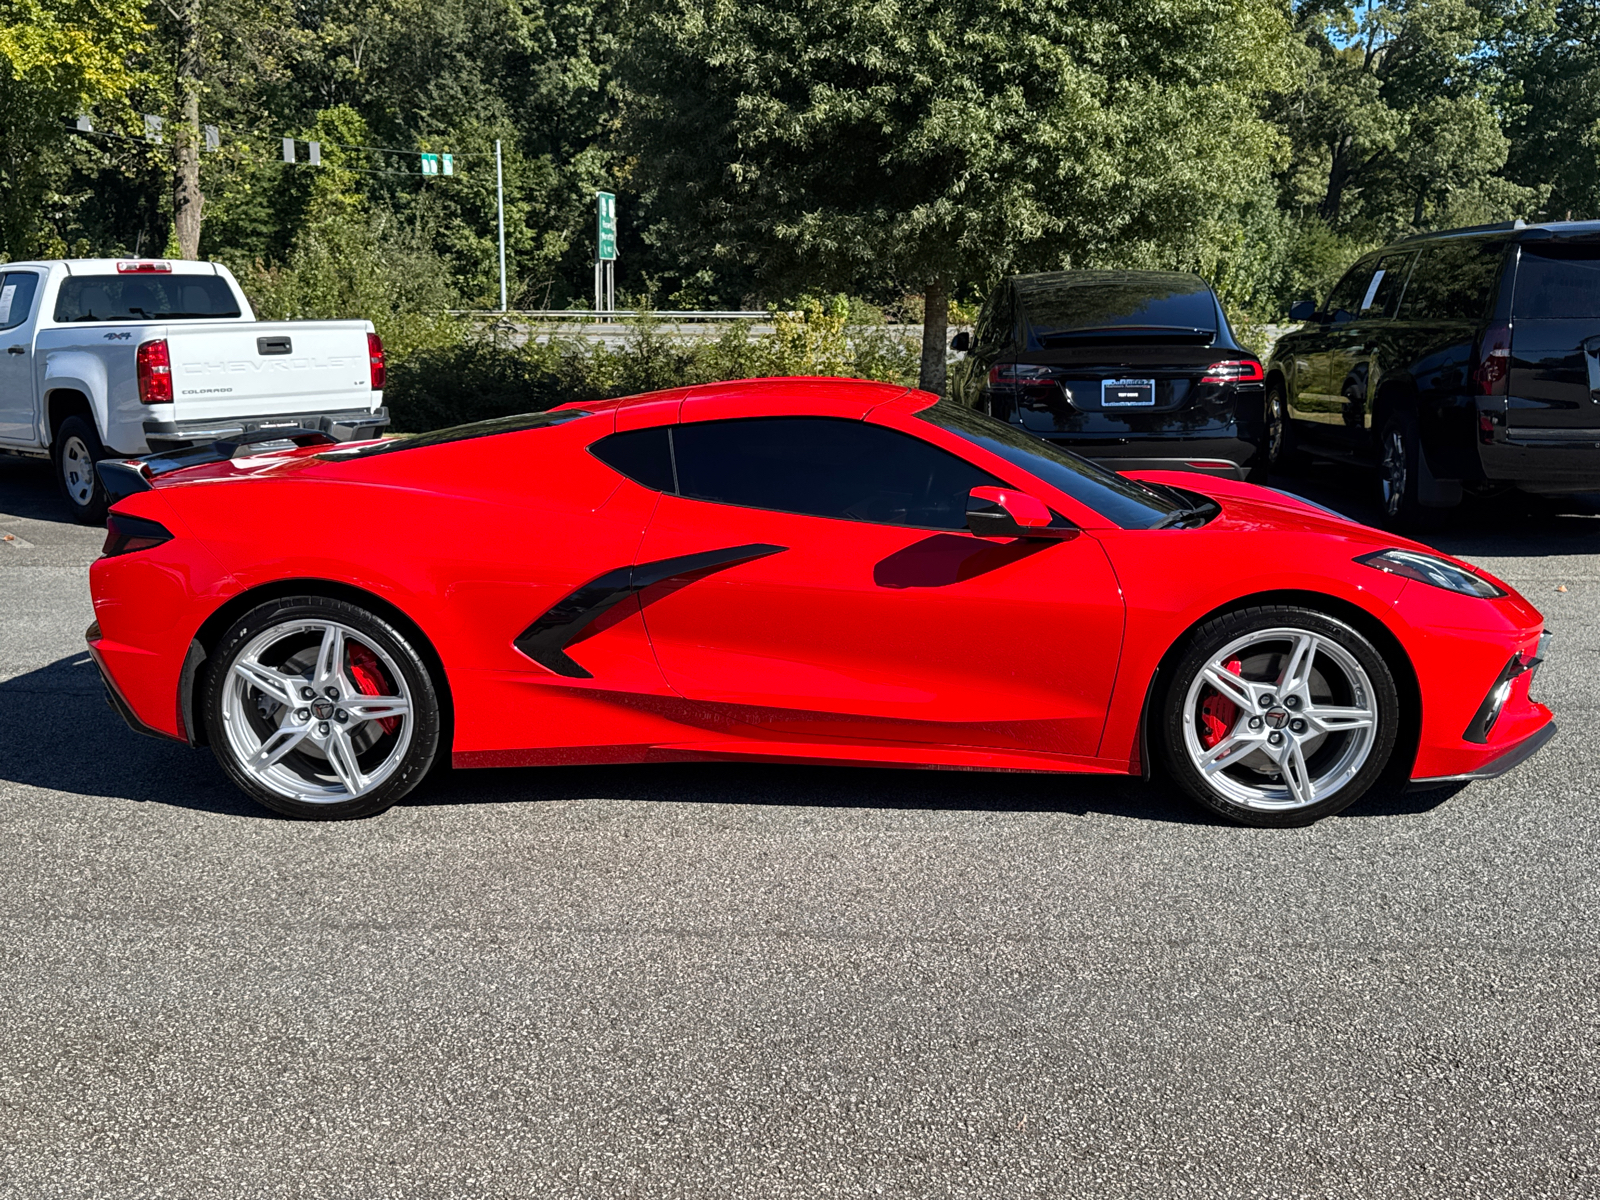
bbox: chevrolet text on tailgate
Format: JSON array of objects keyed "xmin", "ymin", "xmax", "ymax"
[{"xmin": 0, "ymin": 258, "xmax": 389, "ymax": 522}]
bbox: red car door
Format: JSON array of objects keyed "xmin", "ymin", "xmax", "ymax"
[{"xmin": 617, "ymin": 409, "xmax": 1126, "ymax": 761}]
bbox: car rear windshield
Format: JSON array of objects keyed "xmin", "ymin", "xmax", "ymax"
[
  {"xmin": 53, "ymin": 274, "xmax": 242, "ymax": 322},
  {"xmin": 918, "ymin": 400, "xmax": 1181, "ymax": 529},
  {"xmin": 1513, "ymin": 247, "xmax": 1600, "ymax": 320},
  {"xmin": 321, "ymin": 408, "xmax": 593, "ymax": 459},
  {"xmin": 1019, "ymin": 273, "xmax": 1217, "ymax": 348}
]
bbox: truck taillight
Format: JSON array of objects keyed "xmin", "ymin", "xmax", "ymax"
[
  {"xmin": 1201, "ymin": 359, "xmax": 1264, "ymax": 384},
  {"xmin": 1474, "ymin": 321, "xmax": 1512, "ymax": 396},
  {"xmin": 116, "ymin": 261, "xmax": 172, "ymax": 273},
  {"xmin": 367, "ymin": 332, "xmax": 386, "ymax": 390},
  {"xmin": 136, "ymin": 339, "xmax": 172, "ymax": 404}
]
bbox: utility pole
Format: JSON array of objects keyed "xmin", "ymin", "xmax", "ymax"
[{"xmin": 495, "ymin": 139, "xmax": 507, "ymax": 312}]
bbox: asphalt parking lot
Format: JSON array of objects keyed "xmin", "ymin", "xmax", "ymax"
[{"xmin": 1, "ymin": 453, "xmax": 1597, "ymax": 1199}]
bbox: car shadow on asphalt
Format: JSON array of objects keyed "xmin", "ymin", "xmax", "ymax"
[
  {"xmin": 0, "ymin": 456, "xmax": 77, "ymax": 524},
  {"xmin": 1, "ymin": 653, "xmax": 1463, "ymax": 824}
]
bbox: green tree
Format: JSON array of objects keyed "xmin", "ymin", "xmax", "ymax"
[
  {"xmin": 0, "ymin": 0, "xmax": 148, "ymax": 259},
  {"xmin": 620, "ymin": 0, "xmax": 1292, "ymax": 393},
  {"xmin": 1494, "ymin": 0, "xmax": 1600, "ymax": 220}
]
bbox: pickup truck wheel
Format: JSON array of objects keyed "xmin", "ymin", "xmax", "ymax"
[{"xmin": 53, "ymin": 415, "xmax": 110, "ymax": 525}]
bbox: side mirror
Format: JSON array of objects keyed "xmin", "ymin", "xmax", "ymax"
[
  {"xmin": 1288, "ymin": 300, "xmax": 1317, "ymax": 322},
  {"xmin": 950, "ymin": 330, "xmax": 971, "ymax": 353},
  {"xmin": 966, "ymin": 486, "xmax": 1077, "ymax": 540}
]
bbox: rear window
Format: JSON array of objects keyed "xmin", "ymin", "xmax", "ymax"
[
  {"xmin": 1513, "ymin": 248, "xmax": 1600, "ymax": 319},
  {"xmin": 53, "ymin": 274, "xmax": 242, "ymax": 322},
  {"xmin": 1018, "ymin": 273, "xmax": 1217, "ymax": 348},
  {"xmin": 1397, "ymin": 241, "xmax": 1505, "ymax": 322}
]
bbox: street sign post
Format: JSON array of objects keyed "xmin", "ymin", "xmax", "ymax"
[{"xmin": 595, "ymin": 191, "xmax": 616, "ymax": 313}]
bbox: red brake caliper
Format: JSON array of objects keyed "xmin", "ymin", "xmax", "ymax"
[
  {"xmin": 346, "ymin": 641, "xmax": 399, "ymax": 735},
  {"xmin": 1198, "ymin": 658, "xmax": 1243, "ymax": 749}
]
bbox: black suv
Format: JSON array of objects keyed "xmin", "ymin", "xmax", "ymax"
[
  {"xmin": 949, "ymin": 271, "xmax": 1266, "ymax": 479},
  {"xmin": 1266, "ymin": 220, "xmax": 1600, "ymax": 525}
]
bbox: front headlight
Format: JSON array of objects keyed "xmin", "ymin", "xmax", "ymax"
[{"xmin": 1355, "ymin": 548, "xmax": 1504, "ymax": 598}]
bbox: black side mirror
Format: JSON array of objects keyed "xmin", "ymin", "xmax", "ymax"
[
  {"xmin": 1288, "ymin": 300, "xmax": 1317, "ymax": 322},
  {"xmin": 950, "ymin": 330, "xmax": 971, "ymax": 353},
  {"xmin": 966, "ymin": 487, "xmax": 1077, "ymax": 541}
]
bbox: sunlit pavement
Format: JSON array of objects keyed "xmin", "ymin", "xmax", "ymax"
[{"xmin": 1, "ymin": 452, "xmax": 1596, "ymax": 1198}]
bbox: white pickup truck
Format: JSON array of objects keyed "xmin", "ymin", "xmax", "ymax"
[{"xmin": 0, "ymin": 258, "xmax": 389, "ymax": 522}]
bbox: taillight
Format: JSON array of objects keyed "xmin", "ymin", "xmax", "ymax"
[
  {"xmin": 367, "ymin": 332, "xmax": 386, "ymax": 390},
  {"xmin": 1473, "ymin": 321, "xmax": 1511, "ymax": 396},
  {"xmin": 136, "ymin": 338, "xmax": 172, "ymax": 404},
  {"xmin": 102, "ymin": 512, "xmax": 173, "ymax": 557},
  {"xmin": 116, "ymin": 261, "xmax": 172, "ymax": 274},
  {"xmin": 1201, "ymin": 359, "xmax": 1264, "ymax": 384},
  {"xmin": 987, "ymin": 363, "xmax": 1061, "ymax": 387}
]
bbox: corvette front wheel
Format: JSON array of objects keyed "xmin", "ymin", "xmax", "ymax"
[
  {"xmin": 1160, "ymin": 607, "xmax": 1400, "ymax": 827},
  {"xmin": 203, "ymin": 596, "xmax": 441, "ymax": 819}
]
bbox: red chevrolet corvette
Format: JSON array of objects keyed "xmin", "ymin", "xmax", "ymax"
[{"xmin": 86, "ymin": 377, "xmax": 1554, "ymax": 826}]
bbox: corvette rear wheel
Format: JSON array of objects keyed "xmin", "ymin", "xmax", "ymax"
[
  {"xmin": 204, "ymin": 597, "xmax": 440, "ymax": 819},
  {"xmin": 1160, "ymin": 607, "xmax": 1399, "ymax": 827}
]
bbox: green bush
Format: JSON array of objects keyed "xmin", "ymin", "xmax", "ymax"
[{"xmin": 384, "ymin": 297, "xmax": 921, "ymax": 432}]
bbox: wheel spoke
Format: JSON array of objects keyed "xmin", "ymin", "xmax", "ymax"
[
  {"xmin": 1275, "ymin": 737, "xmax": 1315, "ymax": 807},
  {"xmin": 323, "ymin": 728, "xmax": 366, "ymax": 796},
  {"xmin": 1306, "ymin": 703, "xmax": 1375, "ymax": 734},
  {"xmin": 1198, "ymin": 730, "xmax": 1256, "ymax": 774},
  {"xmin": 1201, "ymin": 663, "xmax": 1255, "ymax": 711},
  {"xmin": 314, "ymin": 624, "xmax": 346, "ymax": 689},
  {"xmin": 342, "ymin": 695, "xmax": 409, "ymax": 722},
  {"xmin": 1279, "ymin": 633, "xmax": 1318, "ymax": 695},
  {"xmin": 232, "ymin": 659, "xmax": 298, "ymax": 709},
  {"xmin": 252, "ymin": 721, "xmax": 311, "ymax": 769}
]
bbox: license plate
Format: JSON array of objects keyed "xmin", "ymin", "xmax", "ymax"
[{"xmin": 1103, "ymin": 378, "xmax": 1156, "ymax": 407}]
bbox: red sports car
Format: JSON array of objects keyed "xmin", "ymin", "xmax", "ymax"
[{"xmin": 86, "ymin": 377, "xmax": 1555, "ymax": 826}]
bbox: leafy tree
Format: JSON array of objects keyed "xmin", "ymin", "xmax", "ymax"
[
  {"xmin": 620, "ymin": 0, "xmax": 1291, "ymax": 393},
  {"xmin": 0, "ymin": 0, "xmax": 148, "ymax": 258},
  {"xmin": 1494, "ymin": 0, "xmax": 1600, "ymax": 220}
]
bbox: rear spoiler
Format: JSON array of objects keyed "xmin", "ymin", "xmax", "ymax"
[{"xmin": 95, "ymin": 427, "xmax": 337, "ymax": 503}]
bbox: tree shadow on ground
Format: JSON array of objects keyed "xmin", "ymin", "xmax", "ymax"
[{"xmin": 0, "ymin": 456, "xmax": 77, "ymax": 524}]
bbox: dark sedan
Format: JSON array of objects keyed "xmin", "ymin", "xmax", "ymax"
[{"xmin": 949, "ymin": 270, "xmax": 1266, "ymax": 479}]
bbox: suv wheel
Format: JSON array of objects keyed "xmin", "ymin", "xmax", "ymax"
[
  {"xmin": 53, "ymin": 415, "xmax": 110, "ymax": 525},
  {"xmin": 1377, "ymin": 413, "xmax": 1444, "ymax": 531},
  {"xmin": 1262, "ymin": 381, "xmax": 1303, "ymax": 475}
]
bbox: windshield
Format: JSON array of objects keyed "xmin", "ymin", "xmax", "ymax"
[
  {"xmin": 54, "ymin": 275, "xmax": 242, "ymax": 322},
  {"xmin": 918, "ymin": 400, "xmax": 1184, "ymax": 529},
  {"xmin": 1018, "ymin": 272, "xmax": 1217, "ymax": 348}
]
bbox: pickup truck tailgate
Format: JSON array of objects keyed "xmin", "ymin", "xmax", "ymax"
[{"xmin": 166, "ymin": 321, "xmax": 376, "ymax": 420}]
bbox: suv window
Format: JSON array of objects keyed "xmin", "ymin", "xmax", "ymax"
[
  {"xmin": 1360, "ymin": 252, "xmax": 1414, "ymax": 318},
  {"xmin": 662, "ymin": 417, "xmax": 1001, "ymax": 529},
  {"xmin": 0, "ymin": 271, "xmax": 41, "ymax": 331},
  {"xmin": 1324, "ymin": 257, "xmax": 1378, "ymax": 324},
  {"xmin": 1397, "ymin": 241, "xmax": 1505, "ymax": 322},
  {"xmin": 53, "ymin": 274, "xmax": 242, "ymax": 322},
  {"xmin": 1018, "ymin": 272, "xmax": 1217, "ymax": 347},
  {"xmin": 1513, "ymin": 247, "xmax": 1600, "ymax": 320}
]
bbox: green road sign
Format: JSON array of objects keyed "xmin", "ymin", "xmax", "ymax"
[
  {"xmin": 597, "ymin": 191, "xmax": 617, "ymax": 261},
  {"xmin": 442, "ymin": 154, "xmax": 454, "ymax": 176},
  {"xmin": 420, "ymin": 153, "xmax": 439, "ymax": 176}
]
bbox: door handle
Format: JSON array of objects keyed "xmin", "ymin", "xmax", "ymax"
[{"xmin": 5, "ymin": 345, "xmax": 23, "ymax": 355}]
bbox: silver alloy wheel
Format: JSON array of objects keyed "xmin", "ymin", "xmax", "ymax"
[
  {"xmin": 1181, "ymin": 627, "xmax": 1379, "ymax": 812},
  {"xmin": 1380, "ymin": 425, "xmax": 1406, "ymax": 517},
  {"xmin": 221, "ymin": 619, "xmax": 413, "ymax": 804},
  {"xmin": 60, "ymin": 434, "xmax": 96, "ymax": 506}
]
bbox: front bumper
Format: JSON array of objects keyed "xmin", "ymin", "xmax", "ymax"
[
  {"xmin": 1410, "ymin": 720, "xmax": 1557, "ymax": 789},
  {"xmin": 142, "ymin": 406, "xmax": 389, "ymax": 453}
]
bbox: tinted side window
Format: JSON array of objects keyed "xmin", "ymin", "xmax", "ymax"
[
  {"xmin": 1513, "ymin": 248, "xmax": 1600, "ymax": 320},
  {"xmin": 672, "ymin": 417, "xmax": 999, "ymax": 530},
  {"xmin": 1325, "ymin": 258, "xmax": 1378, "ymax": 323},
  {"xmin": 1398, "ymin": 242, "xmax": 1504, "ymax": 322},
  {"xmin": 0, "ymin": 272, "xmax": 41, "ymax": 331},
  {"xmin": 1361, "ymin": 252, "xmax": 1414, "ymax": 318},
  {"xmin": 591, "ymin": 426, "xmax": 676, "ymax": 491}
]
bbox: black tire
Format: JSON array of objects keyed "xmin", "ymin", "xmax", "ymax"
[
  {"xmin": 1262, "ymin": 380, "xmax": 1305, "ymax": 476},
  {"xmin": 1376, "ymin": 412, "xmax": 1446, "ymax": 532},
  {"xmin": 203, "ymin": 595, "xmax": 441, "ymax": 819},
  {"xmin": 1160, "ymin": 605, "xmax": 1400, "ymax": 827},
  {"xmin": 53, "ymin": 414, "xmax": 110, "ymax": 525}
]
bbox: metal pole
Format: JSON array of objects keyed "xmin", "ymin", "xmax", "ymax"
[{"xmin": 495, "ymin": 139, "xmax": 507, "ymax": 313}]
